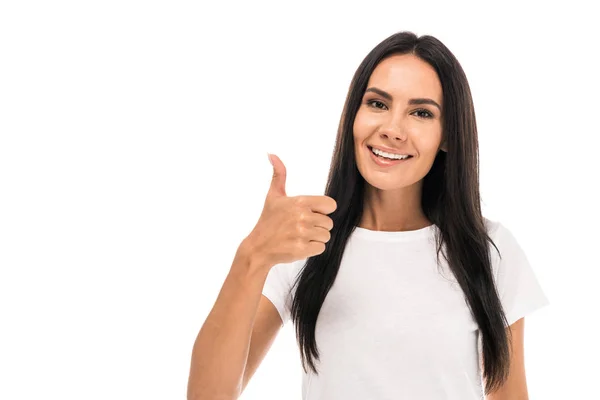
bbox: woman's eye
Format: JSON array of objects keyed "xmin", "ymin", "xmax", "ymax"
[
  {"xmin": 414, "ymin": 109, "xmax": 434, "ymax": 119},
  {"xmin": 366, "ymin": 99, "xmax": 387, "ymax": 110}
]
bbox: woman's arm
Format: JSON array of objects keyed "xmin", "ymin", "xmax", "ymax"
[{"xmin": 485, "ymin": 317, "xmax": 529, "ymax": 399}]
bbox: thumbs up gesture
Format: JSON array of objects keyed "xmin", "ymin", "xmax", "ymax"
[{"xmin": 244, "ymin": 154, "xmax": 337, "ymax": 269}]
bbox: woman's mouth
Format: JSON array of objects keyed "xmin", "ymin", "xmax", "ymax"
[{"xmin": 367, "ymin": 146, "xmax": 413, "ymax": 167}]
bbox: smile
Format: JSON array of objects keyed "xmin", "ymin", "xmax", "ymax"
[{"xmin": 368, "ymin": 146, "xmax": 413, "ymax": 167}]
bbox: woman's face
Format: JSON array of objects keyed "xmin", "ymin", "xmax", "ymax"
[{"xmin": 353, "ymin": 53, "xmax": 445, "ymax": 191}]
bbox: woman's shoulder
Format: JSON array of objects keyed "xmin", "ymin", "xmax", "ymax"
[
  {"xmin": 482, "ymin": 217, "xmax": 527, "ymax": 263},
  {"xmin": 266, "ymin": 258, "xmax": 308, "ymax": 286},
  {"xmin": 483, "ymin": 216, "xmax": 504, "ymax": 238}
]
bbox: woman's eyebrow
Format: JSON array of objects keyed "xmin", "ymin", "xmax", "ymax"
[{"xmin": 365, "ymin": 87, "xmax": 442, "ymax": 112}]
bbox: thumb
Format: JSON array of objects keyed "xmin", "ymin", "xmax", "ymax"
[{"xmin": 267, "ymin": 153, "xmax": 287, "ymax": 198}]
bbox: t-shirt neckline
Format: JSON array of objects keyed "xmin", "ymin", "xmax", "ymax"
[{"xmin": 351, "ymin": 223, "xmax": 436, "ymax": 242}]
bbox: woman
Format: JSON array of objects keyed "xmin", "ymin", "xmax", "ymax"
[
  {"xmin": 187, "ymin": 30, "xmax": 549, "ymax": 400},
  {"xmin": 260, "ymin": 31, "xmax": 549, "ymax": 399}
]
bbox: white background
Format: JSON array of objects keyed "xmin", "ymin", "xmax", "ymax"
[{"xmin": 1, "ymin": 1, "xmax": 598, "ymax": 399}]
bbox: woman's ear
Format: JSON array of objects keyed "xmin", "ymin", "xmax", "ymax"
[
  {"xmin": 439, "ymin": 132, "xmax": 448, "ymax": 152},
  {"xmin": 439, "ymin": 140, "xmax": 447, "ymax": 152}
]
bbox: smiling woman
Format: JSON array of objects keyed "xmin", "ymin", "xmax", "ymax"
[
  {"xmin": 259, "ymin": 31, "xmax": 549, "ymax": 399},
  {"xmin": 188, "ymin": 30, "xmax": 549, "ymax": 400}
]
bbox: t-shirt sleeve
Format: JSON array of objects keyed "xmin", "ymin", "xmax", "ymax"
[
  {"xmin": 261, "ymin": 260, "xmax": 303, "ymax": 327},
  {"xmin": 491, "ymin": 222, "xmax": 550, "ymax": 327}
]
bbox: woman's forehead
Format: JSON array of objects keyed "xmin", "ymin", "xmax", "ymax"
[{"xmin": 367, "ymin": 54, "xmax": 442, "ymax": 104}]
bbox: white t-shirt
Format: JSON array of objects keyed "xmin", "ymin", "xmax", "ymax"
[{"xmin": 261, "ymin": 218, "xmax": 550, "ymax": 400}]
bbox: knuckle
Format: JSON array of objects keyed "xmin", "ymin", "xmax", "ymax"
[
  {"xmin": 297, "ymin": 211, "xmax": 308, "ymax": 223},
  {"xmin": 296, "ymin": 222, "xmax": 307, "ymax": 236}
]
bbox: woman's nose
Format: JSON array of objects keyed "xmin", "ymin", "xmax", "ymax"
[
  {"xmin": 377, "ymin": 126, "xmax": 408, "ymax": 142},
  {"xmin": 377, "ymin": 113, "xmax": 408, "ymax": 141}
]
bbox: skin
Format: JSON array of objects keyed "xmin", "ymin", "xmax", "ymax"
[
  {"xmin": 486, "ymin": 317, "xmax": 529, "ymax": 399},
  {"xmin": 353, "ymin": 53, "xmax": 447, "ymax": 232}
]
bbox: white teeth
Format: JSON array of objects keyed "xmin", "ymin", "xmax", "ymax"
[{"xmin": 371, "ymin": 147, "xmax": 410, "ymax": 160}]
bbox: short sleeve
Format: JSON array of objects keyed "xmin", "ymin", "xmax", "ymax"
[
  {"xmin": 261, "ymin": 259, "xmax": 304, "ymax": 327},
  {"xmin": 491, "ymin": 222, "xmax": 550, "ymax": 327}
]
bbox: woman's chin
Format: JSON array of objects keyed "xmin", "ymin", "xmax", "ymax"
[{"xmin": 364, "ymin": 176, "xmax": 415, "ymax": 191}]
